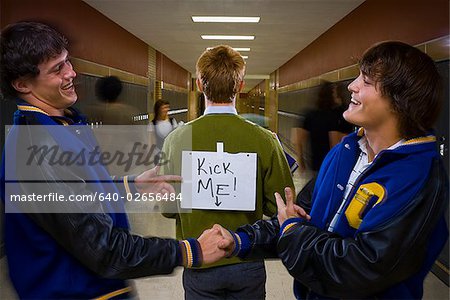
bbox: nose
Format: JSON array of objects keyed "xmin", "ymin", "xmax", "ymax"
[
  {"xmin": 348, "ymin": 77, "xmax": 358, "ymax": 93},
  {"xmin": 63, "ymin": 69, "xmax": 76, "ymax": 81},
  {"xmin": 63, "ymin": 62, "xmax": 77, "ymax": 79},
  {"xmin": 71, "ymin": 68, "xmax": 77, "ymax": 78}
]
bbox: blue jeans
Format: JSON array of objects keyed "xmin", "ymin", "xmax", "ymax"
[{"xmin": 183, "ymin": 261, "xmax": 266, "ymax": 300}]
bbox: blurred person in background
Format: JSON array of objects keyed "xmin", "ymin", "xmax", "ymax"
[
  {"xmin": 297, "ymin": 81, "xmax": 353, "ymax": 174},
  {"xmin": 94, "ymin": 75, "xmax": 139, "ymax": 125},
  {"xmin": 150, "ymin": 99, "xmax": 179, "ymax": 150}
]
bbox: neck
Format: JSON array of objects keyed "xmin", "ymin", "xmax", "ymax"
[
  {"xmin": 205, "ymin": 97, "xmax": 235, "ymax": 108},
  {"xmin": 364, "ymin": 128, "xmax": 402, "ymax": 162}
]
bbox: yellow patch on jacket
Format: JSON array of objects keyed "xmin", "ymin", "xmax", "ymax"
[{"xmin": 345, "ymin": 182, "xmax": 386, "ymax": 229}]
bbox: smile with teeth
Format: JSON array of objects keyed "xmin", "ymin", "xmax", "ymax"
[
  {"xmin": 350, "ymin": 98, "xmax": 361, "ymax": 105},
  {"xmin": 61, "ymin": 82, "xmax": 74, "ymax": 90}
]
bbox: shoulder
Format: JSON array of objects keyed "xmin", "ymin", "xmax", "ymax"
[
  {"xmin": 14, "ymin": 110, "xmax": 52, "ymax": 125},
  {"xmin": 241, "ymin": 120, "xmax": 281, "ymax": 145},
  {"xmin": 165, "ymin": 120, "xmax": 190, "ymax": 140}
]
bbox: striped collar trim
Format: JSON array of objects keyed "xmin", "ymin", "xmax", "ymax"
[
  {"xmin": 356, "ymin": 127, "xmax": 436, "ymax": 146},
  {"xmin": 17, "ymin": 105, "xmax": 49, "ymax": 116},
  {"xmin": 17, "ymin": 105, "xmax": 74, "ymax": 126},
  {"xmin": 357, "ymin": 127, "xmax": 365, "ymax": 137},
  {"xmin": 403, "ymin": 135, "xmax": 436, "ymax": 145}
]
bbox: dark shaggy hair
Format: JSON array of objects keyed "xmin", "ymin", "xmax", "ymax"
[
  {"xmin": 152, "ymin": 99, "xmax": 170, "ymax": 122},
  {"xmin": 0, "ymin": 21, "xmax": 68, "ymax": 99},
  {"xmin": 360, "ymin": 41, "xmax": 442, "ymax": 138}
]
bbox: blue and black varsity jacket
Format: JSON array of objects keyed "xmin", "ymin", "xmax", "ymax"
[
  {"xmin": 0, "ymin": 103, "xmax": 200, "ymax": 299},
  {"xmin": 234, "ymin": 128, "xmax": 448, "ymax": 299}
]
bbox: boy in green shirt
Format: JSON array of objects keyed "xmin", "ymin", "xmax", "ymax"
[{"xmin": 162, "ymin": 45, "xmax": 293, "ymax": 299}]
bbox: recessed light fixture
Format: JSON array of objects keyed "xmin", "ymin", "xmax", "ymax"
[
  {"xmin": 206, "ymin": 47, "xmax": 251, "ymax": 52},
  {"xmin": 233, "ymin": 47, "xmax": 251, "ymax": 52},
  {"xmin": 201, "ymin": 35, "xmax": 255, "ymax": 40},
  {"xmin": 192, "ymin": 16, "xmax": 260, "ymax": 23}
]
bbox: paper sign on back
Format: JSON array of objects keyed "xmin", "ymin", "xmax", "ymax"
[{"xmin": 181, "ymin": 146, "xmax": 257, "ymax": 211}]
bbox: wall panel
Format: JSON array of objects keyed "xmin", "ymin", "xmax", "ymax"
[
  {"xmin": 1, "ymin": 0, "xmax": 148, "ymax": 76},
  {"xmin": 279, "ymin": 0, "xmax": 449, "ymax": 86}
]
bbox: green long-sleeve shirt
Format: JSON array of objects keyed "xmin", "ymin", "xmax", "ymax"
[{"xmin": 161, "ymin": 114, "xmax": 294, "ymax": 267}]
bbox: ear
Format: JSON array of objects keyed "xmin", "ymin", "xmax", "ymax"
[
  {"xmin": 237, "ymin": 80, "xmax": 245, "ymax": 93},
  {"xmin": 196, "ymin": 78, "xmax": 203, "ymax": 92},
  {"xmin": 11, "ymin": 77, "xmax": 33, "ymax": 95}
]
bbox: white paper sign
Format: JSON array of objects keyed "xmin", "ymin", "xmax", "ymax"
[{"xmin": 181, "ymin": 148, "xmax": 257, "ymax": 211}]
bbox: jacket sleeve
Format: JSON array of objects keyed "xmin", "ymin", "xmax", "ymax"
[
  {"xmin": 27, "ymin": 212, "xmax": 182, "ymax": 279},
  {"xmin": 276, "ymin": 158, "xmax": 449, "ymax": 298},
  {"xmin": 295, "ymin": 176, "xmax": 316, "ymax": 214},
  {"xmin": 236, "ymin": 216, "xmax": 280, "ymax": 259},
  {"xmin": 262, "ymin": 133, "xmax": 295, "ymax": 216},
  {"xmin": 12, "ymin": 125, "xmax": 189, "ymax": 279},
  {"xmin": 235, "ymin": 175, "xmax": 317, "ymax": 259}
]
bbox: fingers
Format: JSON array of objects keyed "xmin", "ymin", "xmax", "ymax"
[
  {"xmin": 197, "ymin": 227, "xmax": 217, "ymax": 241},
  {"xmin": 198, "ymin": 226, "xmax": 231, "ymax": 265},
  {"xmin": 284, "ymin": 187, "xmax": 294, "ymax": 210},
  {"xmin": 293, "ymin": 204, "xmax": 311, "ymax": 220},
  {"xmin": 217, "ymin": 225, "xmax": 235, "ymax": 250},
  {"xmin": 136, "ymin": 166, "xmax": 182, "ymax": 183},
  {"xmin": 276, "ymin": 187, "xmax": 311, "ymax": 223},
  {"xmin": 275, "ymin": 192, "xmax": 285, "ymax": 211},
  {"xmin": 141, "ymin": 174, "xmax": 183, "ymax": 183},
  {"xmin": 153, "ymin": 165, "xmax": 160, "ymax": 175},
  {"xmin": 203, "ymin": 224, "xmax": 235, "ymax": 254},
  {"xmin": 154, "ymin": 174, "xmax": 183, "ymax": 182},
  {"xmin": 218, "ymin": 237, "xmax": 233, "ymax": 250},
  {"xmin": 212, "ymin": 224, "xmax": 223, "ymax": 231},
  {"xmin": 139, "ymin": 182, "xmax": 175, "ymax": 195},
  {"xmin": 161, "ymin": 182, "xmax": 175, "ymax": 195},
  {"xmin": 284, "ymin": 187, "xmax": 299, "ymax": 219}
]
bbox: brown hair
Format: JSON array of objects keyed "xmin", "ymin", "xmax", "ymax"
[
  {"xmin": 360, "ymin": 41, "xmax": 442, "ymax": 138},
  {"xmin": 1, "ymin": 21, "xmax": 68, "ymax": 99},
  {"xmin": 153, "ymin": 99, "xmax": 170, "ymax": 122},
  {"xmin": 196, "ymin": 45, "xmax": 245, "ymax": 103}
]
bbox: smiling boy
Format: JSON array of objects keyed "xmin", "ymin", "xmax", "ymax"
[
  {"xmin": 214, "ymin": 41, "xmax": 449, "ymax": 300},
  {"xmin": 0, "ymin": 21, "xmax": 227, "ymax": 299}
]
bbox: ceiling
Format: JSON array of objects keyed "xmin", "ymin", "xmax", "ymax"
[{"xmin": 83, "ymin": 0, "xmax": 365, "ymax": 92}]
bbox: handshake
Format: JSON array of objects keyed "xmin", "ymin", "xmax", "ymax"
[
  {"xmin": 197, "ymin": 224, "xmax": 237, "ymax": 265},
  {"xmin": 195, "ymin": 187, "xmax": 311, "ymax": 266}
]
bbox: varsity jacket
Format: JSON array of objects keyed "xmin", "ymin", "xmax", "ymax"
[
  {"xmin": 162, "ymin": 107, "xmax": 294, "ymax": 268},
  {"xmin": 233, "ymin": 129, "xmax": 449, "ymax": 299},
  {"xmin": 0, "ymin": 103, "xmax": 200, "ymax": 299}
]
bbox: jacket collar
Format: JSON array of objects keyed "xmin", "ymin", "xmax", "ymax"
[
  {"xmin": 15, "ymin": 100, "xmax": 86, "ymax": 126},
  {"xmin": 354, "ymin": 127, "xmax": 436, "ymax": 148}
]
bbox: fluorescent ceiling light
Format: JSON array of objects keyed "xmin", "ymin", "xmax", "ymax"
[
  {"xmin": 242, "ymin": 56, "xmax": 249, "ymax": 59},
  {"xmin": 192, "ymin": 16, "xmax": 260, "ymax": 23},
  {"xmin": 206, "ymin": 47, "xmax": 251, "ymax": 52},
  {"xmin": 202, "ymin": 35, "xmax": 255, "ymax": 40},
  {"xmin": 233, "ymin": 47, "xmax": 251, "ymax": 51},
  {"xmin": 244, "ymin": 75, "xmax": 270, "ymax": 79}
]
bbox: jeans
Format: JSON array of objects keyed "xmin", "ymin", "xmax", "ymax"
[{"xmin": 183, "ymin": 261, "xmax": 266, "ymax": 300}]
